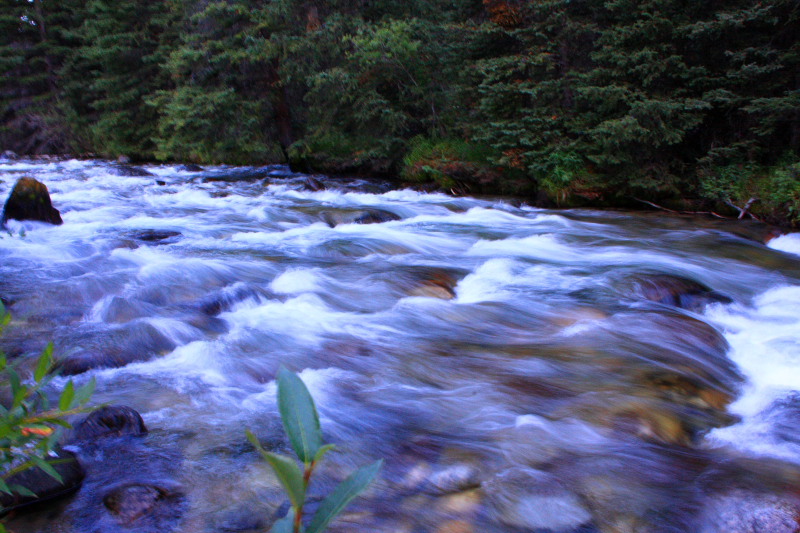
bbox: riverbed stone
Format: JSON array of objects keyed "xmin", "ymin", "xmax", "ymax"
[
  {"xmin": 178, "ymin": 164, "xmax": 204, "ymax": 172},
  {"xmin": 0, "ymin": 448, "xmax": 84, "ymax": 512},
  {"xmin": 72, "ymin": 405, "xmax": 148, "ymax": 441},
  {"xmin": 322, "ymin": 208, "xmax": 401, "ymax": 227},
  {"xmin": 698, "ymin": 490, "xmax": 800, "ymax": 533},
  {"xmin": 1, "ymin": 176, "xmax": 63, "ymax": 226},
  {"xmin": 110, "ymin": 165, "xmax": 155, "ymax": 177},
  {"xmin": 621, "ymin": 273, "xmax": 731, "ymax": 310}
]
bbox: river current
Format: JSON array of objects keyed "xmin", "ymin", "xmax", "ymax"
[{"xmin": 2, "ymin": 158, "xmax": 800, "ymax": 533}]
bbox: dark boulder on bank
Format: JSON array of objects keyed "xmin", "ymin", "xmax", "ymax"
[
  {"xmin": 1, "ymin": 176, "xmax": 63, "ymax": 226},
  {"xmin": 0, "ymin": 448, "xmax": 85, "ymax": 513}
]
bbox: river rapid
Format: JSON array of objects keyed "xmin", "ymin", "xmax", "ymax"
[{"xmin": 2, "ymin": 158, "xmax": 800, "ymax": 533}]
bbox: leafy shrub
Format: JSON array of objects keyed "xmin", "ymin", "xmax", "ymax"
[
  {"xmin": 246, "ymin": 368, "xmax": 381, "ymax": 533},
  {"xmin": 0, "ymin": 302, "xmax": 95, "ymax": 530}
]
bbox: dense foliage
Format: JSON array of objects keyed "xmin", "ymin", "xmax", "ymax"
[{"xmin": 1, "ymin": 0, "xmax": 798, "ymax": 222}]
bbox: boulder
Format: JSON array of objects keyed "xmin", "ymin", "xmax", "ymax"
[
  {"xmin": 322, "ymin": 209, "xmax": 401, "ymax": 227},
  {"xmin": 177, "ymin": 164, "xmax": 204, "ymax": 172},
  {"xmin": 301, "ymin": 176, "xmax": 325, "ymax": 192},
  {"xmin": 72, "ymin": 406, "xmax": 147, "ymax": 441},
  {"xmin": 0, "ymin": 448, "xmax": 84, "ymax": 512},
  {"xmin": 110, "ymin": 165, "xmax": 155, "ymax": 177},
  {"xmin": 68, "ymin": 407, "xmax": 186, "ymax": 533},
  {"xmin": 1, "ymin": 176, "xmax": 63, "ymax": 226},
  {"xmin": 621, "ymin": 273, "xmax": 731, "ymax": 311},
  {"xmin": 2, "ymin": 150, "xmax": 18, "ymax": 160}
]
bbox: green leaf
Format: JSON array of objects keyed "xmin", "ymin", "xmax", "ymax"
[
  {"xmin": 30, "ymin": 455, "xmax": 62, "ymax": 484},
  {"xmin": 270, "ymin": 508, "xmax": 297, "ymax": 533},
  {"xmin": 74, "ymin": 378, "xmax": 96, "ymax": 406},
  {"xmin": 314, "ymin": 444, "xmax": 336, "ymax": 465},
  {"xmin": 8, "ymin": 484, "xmax": 37, "ymax": 498},
  {"xmin": 277, "ymin": 367, "xmax": 322, "ymax": 464},
  {"xmin": 306, "ymin": 459, "xmax": 383, "ymax": 533},
  {"xmin": 34, "ymin": 343, "xmax": 54, "ymax": 383},
  {"xmin": 59, "ymin": 380, "xmax": 75, "ymax": 411},
  {"xmin": 246, "ymin": 430, "xmax": 305, "ymax": 509},
  {"xmin": 0, "ymin": 477, "xmax": 12, "ymax": 496}
]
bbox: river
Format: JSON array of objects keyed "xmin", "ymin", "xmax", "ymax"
[{"xmin": 2, "ymin": 158, "xmax": 800, "ymax": 533}]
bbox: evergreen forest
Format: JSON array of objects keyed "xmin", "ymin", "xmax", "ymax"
[{"xmin": 2, "ymin": 0, "xmax": 799, "ymax": 223}]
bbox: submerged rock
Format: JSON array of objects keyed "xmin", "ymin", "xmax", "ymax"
[
  {"xmin": 68, "ymin": 407, "xmax": 186, "ymax": 533},
  {"xmin": 0, "ymin": 448, "xmax": 84, "ymax": 513},
  {"xmin": 1, "ymin": 176, "xmax": 63, "ymax": 226},
  {"xmin": 698, "ymin": 490, "xmax": 800, "ymax": 533},
  {"xmin": 301, "ymin": 176, "xmax": 325, "ymax": 191}
]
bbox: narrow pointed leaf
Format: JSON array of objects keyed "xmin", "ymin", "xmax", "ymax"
[
  {"xmin": 74, "ymin": 378, "xmax": 96, "ymax": 406},
  {"xmin": 8, "ymin": 484, "xmax": 37, "ymax": 498},
  {"xmin": 270, "ymin": 508, "xmax": 297, "ymax": 533},
  {"xmin": 246, "ymin": 430, "xmax": 305, "ymax": 508},
  {"xmin": 0, "ymin": 478, "xmax": 12, "ymax": 496},
  {"xmin": 277, "ymin": 367, "xmax": 322, "ymax": 463},
  {"xmin": 59, "ymin": 380, "xmax": 75, "ymax": 411},
  {"xmin": 30, "ymin": 455, "xmax": 62, "ymax": 484},
  {"xmin": 306, "ymin": 460, "xmax": 383, "ymax": 533},
  {"xmin": 314, "ymin": 444, "xmax": 336, "ymax": 465},
  {"xmin": 34, "ymin": 343, "xmax": 54, "ymax": 383}
]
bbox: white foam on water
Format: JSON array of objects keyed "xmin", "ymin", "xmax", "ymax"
[
  {"xmin": 270, "ymin": 268, "xmax": 320, "ymax": 294},
  {"xmin": 221, "ymin": 293, "xmax": 353, "ymax": 343},
  {"xmin": 768, "ymin": 233, "xmax": 800, "ymax": 256},
  {"xmin": 705, "ymin": 285, "xmax": 800, "ymax": 461}
]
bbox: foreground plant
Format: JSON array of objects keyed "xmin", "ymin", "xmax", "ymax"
[
  {"xmin": 246, "ymin": 367, "xmax": 382, "ymax": 533},
  {"xmin": 0, "ymin": 302, "xmax": 95, "ymax": 530}
]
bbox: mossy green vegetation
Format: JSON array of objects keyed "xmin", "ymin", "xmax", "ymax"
[{"xmin": 1, "ymin": 0, "xmax": 798, "ymax": 223}]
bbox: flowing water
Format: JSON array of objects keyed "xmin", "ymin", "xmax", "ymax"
[{"xmin": 2, "ymin": 158, "xmax": 800, "ymax": 533}]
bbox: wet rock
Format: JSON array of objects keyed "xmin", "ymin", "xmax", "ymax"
[
  {"xmin": 621, "ymin": 273, "xmax": 731, "ymax": 311},
  {"xmin": 698, "ymin": 490, "xmax": 800, "ymax": 533},
  {"xmin": 424, "ymin": 464, "xmax": 481, "ymax": 495},
  {"xmin": 487, "ymin": 469, "xmax": 592, "ymax": 532},
  {"xmin": 117, "ymin": 155, "xmax": 131, "ymax": 164},
  {"xmin": 301, "ymin": 176, "xmax": 325, "ymax": 191},
  {"xmin": 0, "ymin": 448, "xmax": 84, "ymax": 512},
  {"xmin": 111, "ymin": 165, "xmax": 155, "ymax": 177},
  {"xmin": 2, "ymin": 150, "xmax": 18, "ymax": 160},
  {"xmin": 104, "ymin": 484, "xmax": 168, "ymax": 525},
  {"xmin": 156, "ymin": 180, "xmax": 167, "ymax": 186},
  {"xmin": 72, "ymin": 406, "xmax": 147, "ymax": 442},
  {"xmin": 322, "ymin": 209, "xmax": 401, "ymax": 227},
  {"xmin": 177, "ymin": 164, "xmax": 204, "ymax": 172},
  {"xmin": 405, "ymin": 269, "xmax": 458, "ymax": 300},
  {"xmin": 69, "ymin": 408, "xmax": 186, "ymax": 533},
  {"xmin": 126, "ymin": 230, "xmax": 181, "ymax": 244},
  {"xmin": 1, "ymin": 176, "xmax": 63, "ymax": 226},
  {"xmin": 57, "ymin": 322, "xmax": 177, "ymax": 375}
]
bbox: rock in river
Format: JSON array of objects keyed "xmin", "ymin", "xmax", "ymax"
[
  {"xmin": 1, "ymin": 176, "xmax": 63, "ymax": 226},
  {"xmin": 0, "ymin": 448, "xmax": 84, "ymax": 513}
]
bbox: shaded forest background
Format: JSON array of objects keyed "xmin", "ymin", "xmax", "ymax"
[{"xmin": 1, "ymin": 0, "xmax": 799, "ymax": 223}]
